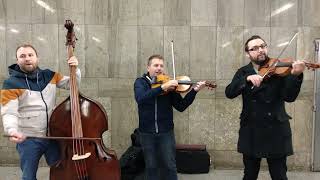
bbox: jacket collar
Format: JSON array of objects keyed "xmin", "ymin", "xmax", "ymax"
[{"xmin": 243, "ymin": 62, "xmax": 257, "ymax": 75}]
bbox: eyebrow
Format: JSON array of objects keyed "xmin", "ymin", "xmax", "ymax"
[
  {"xmin": 251, "ymin": 43, "xmax": 266, "ymax": 47},
  {"xmin": 248, "ymin": 43, "xmax": 267, "ymax": 49},
  {"xmin": 19, "ymin": 53, "xmax": 34, "ymax": 56}
]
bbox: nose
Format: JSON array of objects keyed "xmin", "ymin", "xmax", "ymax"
[
  {"xmin": 156, "ymin": 65, "xmax": 162, "ymax": 70},
  {"xmin": 25, "ymin": 56, "xmax": 32, "ymax": 61},
  {"xmin": 258, "ymin": 46, "xmax": 265, "ymax": 52},
  {"xmin": 24, "ymin": 58, "xmax": 31, "ymax": 63}
]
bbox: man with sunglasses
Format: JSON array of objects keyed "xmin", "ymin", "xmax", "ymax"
[{"xmin": 225, "ymin": 35, "xmax": 305, "ymax": 180}]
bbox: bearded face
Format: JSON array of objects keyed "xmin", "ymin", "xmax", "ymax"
[
  {"xmin": 246, "ymin": 39, "xmax": 269, "ymax": 66},
  {"xmin": 249, "ymin": 50, "xmax": 268, "ymax": 65},
  {"xmin": 16, "ymin": 47, "xmax": 39, "ymax": 73}
]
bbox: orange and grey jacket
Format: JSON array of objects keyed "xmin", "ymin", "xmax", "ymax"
[{"xmin": 1, "ymin": 64, "xmax": 81, "ymax": 137}]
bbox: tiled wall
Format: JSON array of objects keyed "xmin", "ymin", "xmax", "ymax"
[{"xmin": 0, "ymin": 0, "xmax": 319, "ymax": 170}]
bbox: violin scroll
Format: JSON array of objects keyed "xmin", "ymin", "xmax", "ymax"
[
  {"xmin": 204, "ymin": 81, "xmax": 217, "ymax": 89},
  {"xmin": 304, "ymin": 61, "xmax": 320, "ymax": 70}
]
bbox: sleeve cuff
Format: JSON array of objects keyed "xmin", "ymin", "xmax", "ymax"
[
  {"xmin": 154, "ymin": 86, "xmax": 163, "ymax": 94},
  {"xmin": 189, "ymin": 88, "xmax": 198, "ymax": 96},
  {"xmin": 240, "ymin": 75, "xmax": 250, "ymax": 90},
  {"xmin": 7, "ymin": 128, "xmax": 18, "ymax": 135},
  {"xmin": 288, "ymin": 73, "xmax": 303, "ymax": 82}
]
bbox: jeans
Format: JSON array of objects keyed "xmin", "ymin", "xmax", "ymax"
[
  {"xmin": 16, "ymin": 138, "xmax": 60, "ymax": 180},
  {"xmin": 243, "ymin": 154, "xmax": 288, "ymax": 180},
  {"xmin": 140, "ymin": 130, "xmax": 177, "ymax": 180}
]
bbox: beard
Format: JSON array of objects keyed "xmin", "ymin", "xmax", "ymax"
[
  {"xmin": 20, "ymin": 64, "xmax": 38, "ymax": 73},
  {"xmin": 250, "ymin": 53, "xmax": 269, "ymax": 66}
]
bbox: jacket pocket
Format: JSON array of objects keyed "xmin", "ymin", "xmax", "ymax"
[
  {"xmin": 276, "ymin": 112, "xmax": 292, "ymax": 122},
  {"xmin": 18, "ymin": 111, "xmax": 42, "ymax": 128},
  {"xmin": 18, "ymin": 111, "xmax": 40, "ymax": 118},
  {"xmin": 280, "ymin": 120, "xmax": 292, "ymax": 137}
]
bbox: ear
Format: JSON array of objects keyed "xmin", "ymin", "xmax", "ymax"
[
  {"xmin": 147, "ymin": 64, "xmax": 150, "ymax": 73},
  {"xmin": 245, "ymin": 52, "xmax": 250, "ymax": 58}
]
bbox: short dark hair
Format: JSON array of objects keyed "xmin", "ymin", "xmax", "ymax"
[
  {"xmin": 16, "ymin": 44, "xmax": 38, "ymax": 58},
  {"xmin": 244, "ymin": 35, "xmax": 266, "ymax": 52},
  {"xmin": 148, "ymin": 54, "xmax": 163, "ymax": 65}
]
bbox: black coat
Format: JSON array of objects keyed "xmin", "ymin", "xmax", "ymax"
[{"xmin": 225, "ymin": 63, "xmax": 303, "ymax": 158}]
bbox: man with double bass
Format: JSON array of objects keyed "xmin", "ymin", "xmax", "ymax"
[
  {"xmin": 225, "ymin": 35, "xmax": 305, "ymax": 180},
  {"xmin": 134, "ymin": 54, "xmax": 207, "ymax": 180},
  {"xmin": 1, "ymin": 44, "xmax": 80, "ymax": 180}
]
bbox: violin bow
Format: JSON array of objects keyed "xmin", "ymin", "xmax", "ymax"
[
  {"xmin": 276, "ymin": 31, "xmax": 299, "ymax": 60},
  {"xmin": 171, "ymin": 40, "xmax": 176, "ymax": 80},
  {"xmin": 260, "ymin": 31, "xmax": 299, "ymax": 79},
  {"xmin": 3, "ymin": 134, "xmax": 101, "ymax": 140}
]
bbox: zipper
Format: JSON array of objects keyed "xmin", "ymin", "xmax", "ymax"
[
  {"xmin": 155, "ymin": 97, "xmax": 159, "ymax": 133},
  {"xmin": 36, "ymin": 73, "xmax": 49, "ymax": 136}
]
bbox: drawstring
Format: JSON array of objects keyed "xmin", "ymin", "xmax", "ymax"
[
  {"xmin": 36, "ymin": 72, "xmax": 39, "ymax": 85},
  {"xmin": 25, "ymin": 74, "xmax": 31, "ymax": 95}
]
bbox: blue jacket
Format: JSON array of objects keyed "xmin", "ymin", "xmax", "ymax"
[{"xmin": 134, "ymin": 74, "xmax": 197, "ymax": 133}]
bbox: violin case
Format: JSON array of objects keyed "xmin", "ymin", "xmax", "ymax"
[{"xmin": 175, "ymin": 144, "xmax": 211, "ymax": 174}]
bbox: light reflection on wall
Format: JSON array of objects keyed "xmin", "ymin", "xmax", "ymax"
[
  {"xmin": 271, "ymin": 2, "xmax": 295, "ymax": 17},
  {"xmin": 10, "ymin": 28, "xmax": 19, "ymax": 34},
  {"xmin": 277, "ymin": 41, "xmax": 289, "ymax": 47},
  {"xmin": 35, "ymin": 0, "xmax": 56, "ymax": 13},
  {"xmin": 221, "ymin": 42, "xmax": 231, "ymax": 48},
  {"xmin": 37, "ymin": 37, "xmax": 46, "ymax": 42},
  {"xmin": 92, "ymin": 36, "xmax": 101, "ymax": 43}
]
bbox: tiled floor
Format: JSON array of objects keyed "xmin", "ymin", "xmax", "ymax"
[{"xmin": 0, "ymin": 167, "xmax": 320, "ymax": 180}]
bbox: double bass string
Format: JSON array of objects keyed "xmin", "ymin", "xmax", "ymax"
[
  {"xmin": 67, "ymin": 35, "xmax": 89, "ymax": 179},
  {"xmin": 70, "ymin": 60, "xmax": 83, "ymax": 179}
]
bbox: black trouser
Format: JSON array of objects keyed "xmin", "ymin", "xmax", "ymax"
[{"xmin": 242, "ymin": 154, "xmax": 288, "ymax": 180}]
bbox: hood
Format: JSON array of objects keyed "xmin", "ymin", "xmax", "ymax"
[
  {"xmin": 8, "ymin": 64, "xmax": 40, "ymax": 80},
  {"xmin": 3, "ymin": 64, "xmax": 54, "ymax": 92},
  {"xmin": 8, "ymin": 64, "xmax": 41, "ymax": 92}
]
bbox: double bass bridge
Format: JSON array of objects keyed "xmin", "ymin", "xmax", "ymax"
[{"xmin": 72, "ymin": 152, "xmax": 92, "ymax": 161}]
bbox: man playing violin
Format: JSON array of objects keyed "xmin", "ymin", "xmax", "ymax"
[
  {"xmin": 225, "ymin": 35, "xmax": 305, "ymax": 180},
  {"xmin": 134, "ymin": 54, "xmax": 206, "ymax": 180},
  {"xmin": 1, "ymin": 44, "xmax": 81, "ymax": 180}
]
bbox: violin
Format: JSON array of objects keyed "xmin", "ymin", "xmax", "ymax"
[
  {"xmin": 151, "ymin": 74, "xmax": 217, "ymax": 93},
  {"xmin": 258, "ymin": 58, "xmax": 320, "ymax": 79}
]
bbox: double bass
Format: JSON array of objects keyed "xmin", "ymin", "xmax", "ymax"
[{"xmin": 49, "ymin": 20, "xmax": 120, "ymax": 180}]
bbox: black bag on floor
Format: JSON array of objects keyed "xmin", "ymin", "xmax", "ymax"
[
  {"xmin": 120, "ymin": 146, "xmax": 145, "ymax": 174},
  {"xmin": 120, "ymin": 129, "xmax": 145, "ymax": 180},
  {"xmin": 176, "ymin": 144, "xmax": 211, "ymax": 174}
]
